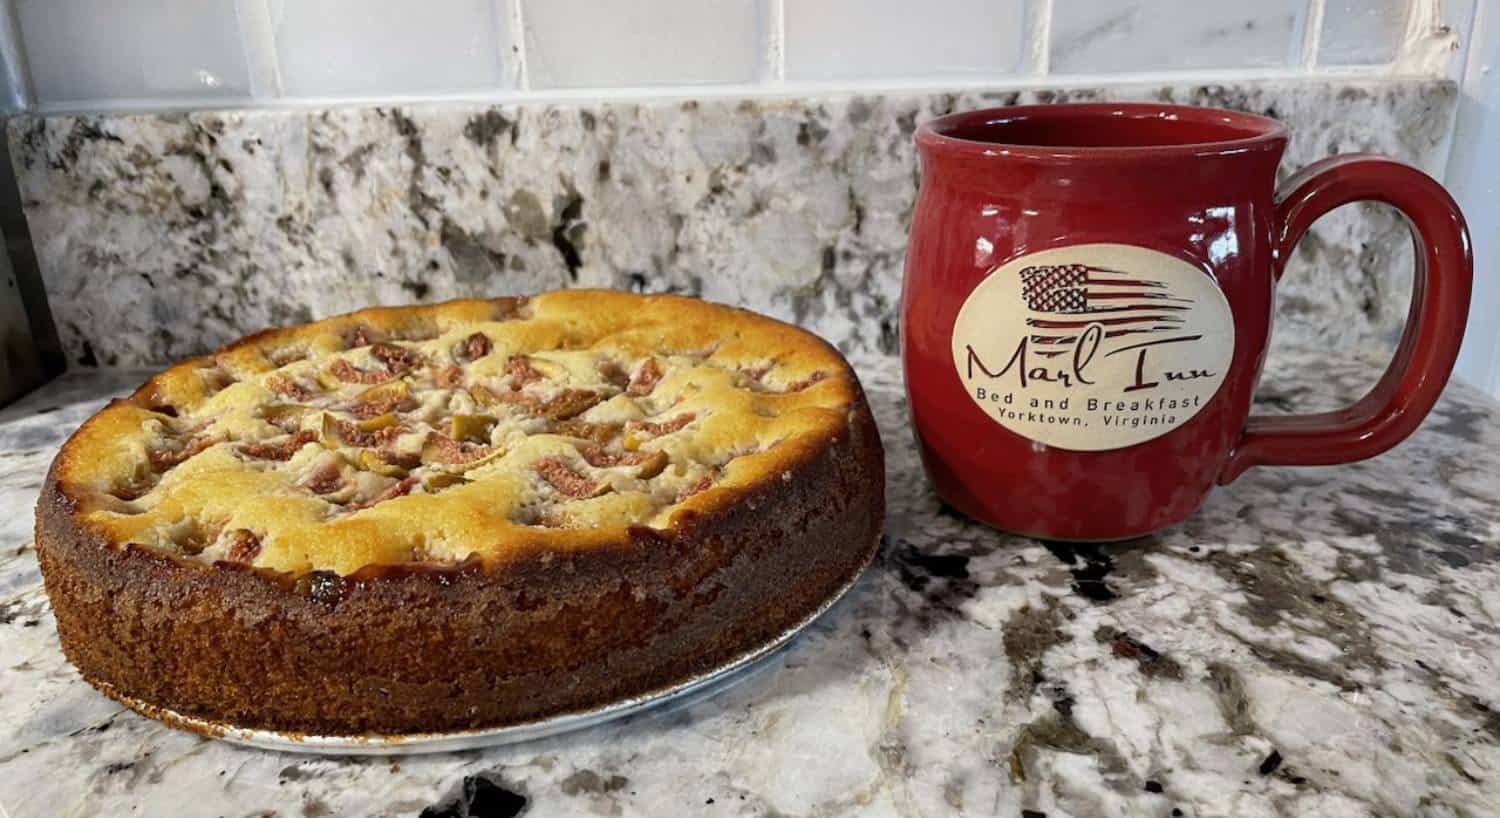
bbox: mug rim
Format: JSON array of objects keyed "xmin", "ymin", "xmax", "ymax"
[{"xmin": 916, "ymin": 102, "xmax": 1290, "ymax": 160}]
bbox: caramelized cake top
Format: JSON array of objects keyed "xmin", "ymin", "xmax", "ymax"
[{"xmin": 52, "ymin": 290, "xmax": 861, "ymax": 576}]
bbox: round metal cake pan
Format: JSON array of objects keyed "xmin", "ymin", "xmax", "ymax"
[{"xmin": 111, "ymin": 561, "xmax": 870, "ymax": 755}]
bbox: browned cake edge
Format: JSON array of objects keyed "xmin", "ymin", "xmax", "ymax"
[{"xmin": 35, "ymin": 371, "xmax": 884, "ymax": 736}]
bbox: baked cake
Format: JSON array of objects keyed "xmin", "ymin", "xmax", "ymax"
[{"xmin": 35, "ymin": 290, "xmax": 883, "ymax": 736}]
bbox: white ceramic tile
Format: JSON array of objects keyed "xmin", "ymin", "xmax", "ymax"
[
  {"xmin": 523, "ymin": 0, "xmax": 764, "ymax": 89},
  {"xmin": 1319, "ymin": 0, "xmax": 1410, "ymax": 65},
  {"xmin": 784, "ymin": 0, "xmax": 1026, "ymax": 80},
  {"xmin": 270, "ymin": 0, "xmax": 510, "ymax": 97},
  {"xmin": 1050, "ymin": 0, "xmax": 1304, "ymax": 74},
  {"xmin": 15, "ymin": 0, "xmax": 252, "ymax": 104}
]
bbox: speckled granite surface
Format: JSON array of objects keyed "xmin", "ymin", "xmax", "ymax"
[
  {"xmin": 8, "ymin": 78, "xmax": 1455, "ymax": 370},
  {"xmin": 1, "ymin": 351, "xmax": 1496, "ymax": 817}
]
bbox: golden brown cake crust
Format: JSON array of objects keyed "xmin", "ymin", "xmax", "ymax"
[{"xmin": 35, "ymin": 291, "xmax": 884, "ymax": 735}]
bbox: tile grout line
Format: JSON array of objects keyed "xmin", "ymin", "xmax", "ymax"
[
  {"xmin": 235, "ymin": 0, "xmax": 283, "ymax": 101},
  {"xmin": 1027, "ymin": 0, "xmax": 1054, "ymax": 77},
  {"xmin": 0, "ymin": 0, "xmax": 32, "ymax": 110},
  {"xmin": 507, "ymin": 0, "xmax": 529, "ymax": 92},
  {"xmin": 1300, "ymin": 0, "xmax": 1326, "ymax": 71},
  {"xmin": 769, "ymin": 0, "xmax": 786, "ymax": 83}
]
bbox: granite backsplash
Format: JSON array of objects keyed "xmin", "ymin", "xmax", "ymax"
[{"xmin": 6, "ymin": 78, "xmax": 1455, "ymax": 369}]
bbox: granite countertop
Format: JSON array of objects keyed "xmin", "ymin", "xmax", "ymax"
[{"xmin": 1, "ymin": 352, "xmax": 1497, "ymax": 817}]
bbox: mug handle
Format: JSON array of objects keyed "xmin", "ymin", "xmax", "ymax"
[{"xmin": 1218, "ymin": 154, "xmax": 1473, "ymax": 484}]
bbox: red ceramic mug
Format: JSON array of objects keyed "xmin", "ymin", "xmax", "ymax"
[{"xmin": 901, "ymin": 103, "xmax": 1472, "ymax": 541}]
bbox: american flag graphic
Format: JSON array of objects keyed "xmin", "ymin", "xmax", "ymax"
[{"xmin": 1019, "ymin": 264, "xmax": 1191, "ymax": 357}]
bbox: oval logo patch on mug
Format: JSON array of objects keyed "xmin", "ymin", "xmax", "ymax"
[{"xmin": 950, "ymin": 243, "xmax": 1235, "ymax": 451}]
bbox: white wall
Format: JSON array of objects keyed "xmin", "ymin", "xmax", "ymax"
[{"xmin": 0, "ymin": 0, "xmax": 1464, "ymax": 112}]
